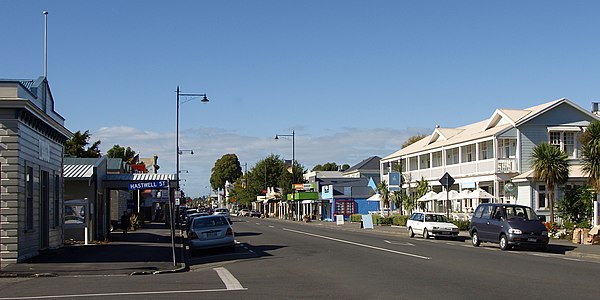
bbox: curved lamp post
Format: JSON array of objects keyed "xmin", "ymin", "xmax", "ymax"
[
  {"xmin": 173, "ymin": 86, "xmax": 208, "ymax": 266},
  {"xmin": 275, "ymin": 130, "xmax": 297, "ymax": 220}
]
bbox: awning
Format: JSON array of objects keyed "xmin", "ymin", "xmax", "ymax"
[{"xmin": 367, "ymin": 194, "xmax": 381, "ymax": 201}]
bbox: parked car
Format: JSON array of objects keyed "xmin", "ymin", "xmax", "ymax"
[
  {"xmin": 469, "ymin": 203, "xmax": 549, "ymax": 251},
  {"xmin": 213, "ymin": 208, "xmax": 231, "ymax": 222},
  {"xmin": 238, "ymin": 209, "xmax": 250, "ymax": 217},
  {"xmin": 188, "ymin": 215, "xmax": 235, "ymax": 255},
  {"xmin": 407, "ymin": 212, "xmax": 459, "ymax": 239},
  {"xmin": 250, "ymin": 210, "xmax": 262, "ymax": 217},
  {"xmin": 183, "ymin": 212, "xmax": 209, "ymax": 231}
]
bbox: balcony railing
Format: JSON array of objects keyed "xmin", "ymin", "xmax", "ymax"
[{"xmin": 398, "ymin": 158, "xmax": 518, "ymax": 181}]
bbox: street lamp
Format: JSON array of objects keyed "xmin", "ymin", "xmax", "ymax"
[
  {"xmin": 173, "ymin": 86, "xmax": 208, "ymax": 266},
  {"xmin": 275, "ymin": 130, "xmax": 297, "ymax": 220},
  {"xmin": 274, "ymin": 130, "xmax": 295, "ymax": 182}
]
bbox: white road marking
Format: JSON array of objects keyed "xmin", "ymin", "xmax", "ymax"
[
  {"xmin": 268, "ymin": 225, "xmax": 275, "ymax": 228},
  {"xmin": 283, "ymin": 228, "xmax": 430, "ymax": 260},
  {"xmin": 255, "ymin": 223, "xmax": 261, "ymax": 225},
  {"xmin": 384, "ymin": 240, "xmax": 415, "ymax": 246},
  {"xmin": 0, "ymin": 288, "xmax": 244, "ymax": 300},
  {"xmin": 214, "ymin": 267, "xmax": 245, "ymax": 290}
]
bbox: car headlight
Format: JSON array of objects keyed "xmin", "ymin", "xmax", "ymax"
[
  {"xmin": 508, "ymin": 228, "xmax": 522, "ymax": 234},
  {"xmin": 433, "ymin": 226, "xmax": 439, "ymax": 230},
  {"xmin": 541, "ymin": 231, "xmax": 548, "ymax": 236}
]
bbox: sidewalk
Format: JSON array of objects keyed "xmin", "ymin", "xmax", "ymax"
[
  {"xmin": 0, "ymin": 223, "xmax": 185, "ymax": 277},
  {"xmin": 303, "ymin": 219, "xmax": 600, "ymax": 261}
]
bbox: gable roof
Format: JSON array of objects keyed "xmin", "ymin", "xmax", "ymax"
[
  {"xmin": 344, "ymin": 156, "xmax": 381, "ymax": 173},
  {"xmin": 383, "ymin": 98, "xmax": 596, "ymax": 161}
]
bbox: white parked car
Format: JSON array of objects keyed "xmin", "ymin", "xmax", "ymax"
[
  {"xmin": 407, "ymin": 212, "xmax": 459, "ymax": 239},
  {"xmin": 213, "ymin": 208, "xmax": 231, "ymax": 222}
]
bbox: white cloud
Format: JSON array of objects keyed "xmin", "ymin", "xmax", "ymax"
[{"xmin": 92, "ymin": 126, "xmax": 430, "ymax": 197}]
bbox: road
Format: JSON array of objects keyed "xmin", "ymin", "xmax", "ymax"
[{"xmin": 1, "ymin": 217, "xmax": 599, "ymax": 299}]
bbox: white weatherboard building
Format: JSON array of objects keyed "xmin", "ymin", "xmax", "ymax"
[{"xmin": 381, "ymin": 98, "xmax": 599, "ymax": 221}]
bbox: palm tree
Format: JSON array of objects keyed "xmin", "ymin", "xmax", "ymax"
[
  {"xmin": 376, "ymin": 180, "xmax": 390, "ymax": 216},
  {"xmin": 390, "ymin": 191, "xmax": 404, "ymax": 215},
  {"xmin": 415, "ymin": 177, "xmax": 429, "ymax": 212},
  {"xmin": 531, "ymin": 142, "xmax": 570, "ymax": 223},
  {"xmin": 580, "ymin": 120, "xmax": 600, "ymax": 195}
]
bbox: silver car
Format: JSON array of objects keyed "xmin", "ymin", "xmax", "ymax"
[{"xmin": 188, "ymin": 215, "xmax": 235, "ymax": 255}]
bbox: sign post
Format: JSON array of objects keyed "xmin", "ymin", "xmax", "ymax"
[{"xmin": 439, "ymin": 172, "xmax": 455, "ymax": 218}]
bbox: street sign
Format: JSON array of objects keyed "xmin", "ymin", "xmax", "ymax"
[
  {"xmin": 439, "ymin": 172, "xmax": 455, "ymax": 189},
  {"xmin": 128, "ymin": 180, "xmax": 169, "ymax": 191}
]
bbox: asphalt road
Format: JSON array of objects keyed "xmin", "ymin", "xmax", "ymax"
[{"xmin": 1, "ymin": 217, "xmax": 599, "ymax": 299}]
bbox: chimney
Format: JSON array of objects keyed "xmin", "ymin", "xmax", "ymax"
[{"xmin": 593, "ymin": 102, "xmax": 600, "ymax": 116}]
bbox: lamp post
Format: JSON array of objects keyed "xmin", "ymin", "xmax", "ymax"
[
  {"xmin": 173, "ymin": 86, "xmax": 208, "ymax": 266},
  {"xmin": 275, "ymin": 130, "xmax": 296, "ymax": 220}
]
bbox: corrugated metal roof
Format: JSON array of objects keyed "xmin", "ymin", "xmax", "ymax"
[
  {"xmin": 104, "ymin": 173, "xmax": 175, "ymax": 181},
  {"xmin": 64, "ymin": 164, "xmax": 94, "ymax": 178}
]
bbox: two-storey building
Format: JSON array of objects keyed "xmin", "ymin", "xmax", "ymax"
[{"xmin": 381, "ymin": 98, "xmax": 599, "ymax": 220}]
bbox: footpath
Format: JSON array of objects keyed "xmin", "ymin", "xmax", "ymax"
[
  {"xmin": 0, "ymin": 223, "xmax": 185, "ymax": 277},
  {"xmin": 2, "ymin": 218, "xmax": 600, "ymax": 277}
]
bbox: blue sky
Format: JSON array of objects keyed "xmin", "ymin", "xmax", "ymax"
[{"xmin": 2, "ymin": 1, "xmax": 600, "ymax": 197}]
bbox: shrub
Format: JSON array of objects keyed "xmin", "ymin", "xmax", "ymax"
[
  {"xmin": 451, "ymin": 219, "xmax": 470, "ymax": 231},
  {"xmin": 350, "ymin": 214, "xmax": 363, "ymax": 222},
  {"xmin": 392, "ymin": 215, "xmax": 409, "ymax": 226}
]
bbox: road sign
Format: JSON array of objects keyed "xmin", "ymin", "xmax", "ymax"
[
  {"xmin": 128, "ymin": 180, "xmax": 169, "ymax": 191},
  {"xmin": 439, "ymin": 172, "xmax": 455, "ymax": 189}
]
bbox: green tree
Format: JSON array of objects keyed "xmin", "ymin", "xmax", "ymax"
[
  {"xmin": 340, "ymin": 164, "xmax": 350, "ymax": 171},
  {"xmin": 210, "ymin": 154, "xmax": 243, "ymax": 191},
  {"xmin": 376, "ymin": 180, "xmax": 390, "ymax": 216},
  {"xmin": 390, "ymin": 190, "xmax": 404, "ymax": 215},
  {"xmin": 557, "ymin": 186, "xmax": 593, "ymax": 225},
  {"xmin": 312, "ymin": 162, "xmax": 340, "ymax": 171},
  {"xmin": 402, "ymin": 134, "xmax": 427, "ymax": 149},
  {"xmin": 65, "ymin": 130, "xmax": 101, "ymax": 158},
  {"xmin": 580, "ymin": 120, "xmax": 600, "ymax": 204},
  {"xmin": 106, "ymin": 144, "xmax": 137, "ymax": 164},
  {"xmin": 531, "ymin": 142, "xmax": 570, "ymax": 223}
]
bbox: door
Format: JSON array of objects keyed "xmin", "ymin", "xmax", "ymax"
[{"xmin": 40, "ymin": 170, "xmax": 50, "ymax": 249}]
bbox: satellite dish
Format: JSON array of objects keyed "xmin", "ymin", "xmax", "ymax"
[{"xmin": 504, "ymin": 182, "xmax": 516, "ymax": 194}]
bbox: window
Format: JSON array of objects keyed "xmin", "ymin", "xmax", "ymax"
[
  {"xmin": 478, "ymin": 140, "xmax": 493, "ymax": 160},
  {"xmin": 446, "ymin": 147, "xmax": 459, "ymax": 165},
  {"xmin": 335, "ymin": 200, "xmax": 355, "ymax": 215},
  {"xmin": 461, "ymin": 144, "xmax": 475, "ymax": 163},
  {"xmin": 432, "ymin": 151, "xmax": 443, "ymax": 167},
  {"xmin": 498, "ymin": 139, "xmax": 516, "ymax": 158},
  {"xmin": 538, "ymin": 185, "xmax": 547, "ymax": 209},
  {"xmin": 548, "ymin": 130, "xmax": 579, "ymax": 158},
  {"xmin": 419, "ymin": 154, "xmax": 430, "ymax": 169},
  {"xmin": 26, "ymin": 165, "xmax": 34, "ymax": 230},
  {"xmin": 409, "ymin": 156, "xmax": 418, "ymax": 171}
]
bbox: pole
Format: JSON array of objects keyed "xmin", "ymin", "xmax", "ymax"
[
  {"xmin": 172, "ymin": 87, "xmax": 181, "ymax": 267},
  {"xmin": 43, "ymin": 11, "xmax": 48, "ymax": 78}
]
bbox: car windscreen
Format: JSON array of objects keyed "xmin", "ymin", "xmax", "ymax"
[
  {"xmin": 425, "ymin": 214, "xmax": 448, "ymax": 222},
  {"xmin": 504, "ymin": 206, "xmax": 539, "ymax": 221},
  {"xmin": 193, "ymin": 217, "xmax": 228, "ymax": 229}
]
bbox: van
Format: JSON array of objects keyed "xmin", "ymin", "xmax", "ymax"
[{"xmin": 469, "ymin": 203, "xmax": 549, "ymax": 251}]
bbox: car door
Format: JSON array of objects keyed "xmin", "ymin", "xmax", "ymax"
[
  {"xmin": 413, "ymin": 213, "xmax": 425, "ymax": 234},
  {"xmin": 476, "ymin": 205, "xmax": 494, "ymax": 241}
]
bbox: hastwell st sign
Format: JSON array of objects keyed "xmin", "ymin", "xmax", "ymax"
[{"xmin": 128, "ymin": 180, "xmax": 169, "ymax": 191}]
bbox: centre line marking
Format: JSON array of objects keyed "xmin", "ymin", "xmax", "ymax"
[{"xmin": 283, "ymin": 228, "xmax": 430, "ymax": 260}]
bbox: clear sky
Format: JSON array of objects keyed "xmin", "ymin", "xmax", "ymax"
[{"xmin": 2, "ymin": 1, "xmax": 600, "ymax": 197}]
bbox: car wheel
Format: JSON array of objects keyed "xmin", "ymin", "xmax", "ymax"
[
  {"xmin": 409, "ymin": 227, "xmax": 415, "ymax": 238},
  {"xmin": 537, "ymin": 243, "xmax": 548, "ymax": 252},
  {"xmin": 423, "ymin": 228, "xmax": 430, "ymax": 239},
  {"xmin": 472, "ymin": 231, "xmax": 480, "ymax": 247},
  {"xmin": 499, "ymin": 234, "xmax": 510, "ymax": 251}
]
